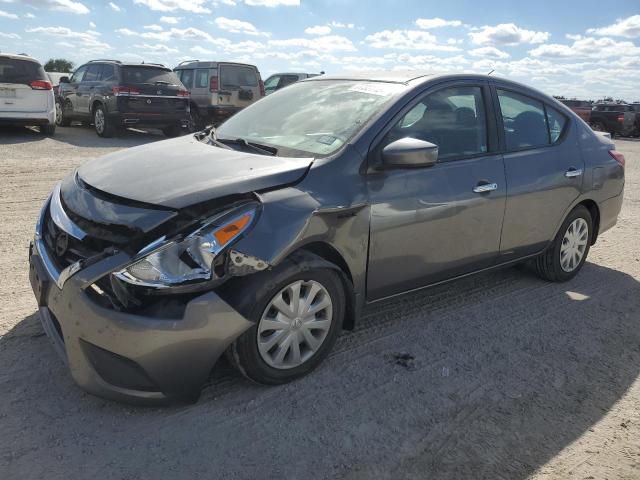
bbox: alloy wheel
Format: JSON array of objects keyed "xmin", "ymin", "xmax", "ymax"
[
  {"xmin": 560, "ymin": 217, "xmax": 589, "ymax": 272},
  {"xmin": 55, "ymin": 102, "xmax": 63, "ymax": 126},
  {"xmin": 257, "ymin": 279, "xmax": 333, "ymax": 370},
  {"xmin": 94, "ymin": 108, "xmax": 105, "ymax": 134}
]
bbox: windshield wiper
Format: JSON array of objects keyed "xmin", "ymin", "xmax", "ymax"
[
  {"xmin": 204, "ymin": 128, "xmax": 233, "ymax": 150},
  {"xmin": 218, "ymin": 137, "xmax": 277, "ymax": 156}
]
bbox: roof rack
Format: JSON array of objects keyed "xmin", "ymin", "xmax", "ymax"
[
  {"xmin": 89, "ymin": 59, "xmax": 122, "ymax": 63},
  {"xmin": 177, "ymin": 59, "xmax": 199, "ymax": 66},
  {"xmin": 140, "ymin": 62, "xmax": 168, "ymax": 68}
]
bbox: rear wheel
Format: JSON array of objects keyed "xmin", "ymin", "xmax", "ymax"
[
  {"xmin": 162, "ymin": 124, "xmax": 182, "ymax": 137},
  {"xmin": 93, "ymin": 104, "xmax": 115, "ymax": 137},
  {"xmin": 226, "ymin": 254, "xmax": 345, "ymax": 384},
  {"xmin": 55, "ymin": 100, "xmax": 71, "ymax": 127},
  {"xmin": 591, "ymin": 121, "xmax": 606, "ymax": 133},
  {"xmin": 534, "ymin": 205, "xmax": 592, "ymax": 282},
  {"xmin": 40, "ymin": 123, "xmax": 55, "ymax": 136},
  {"xmin": 187, "ymin": 106, "xmax": 204, "ymax": 132}
]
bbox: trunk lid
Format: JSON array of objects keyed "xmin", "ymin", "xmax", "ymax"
[
  {"xmin": 118, "ymin": 66, "xmax": 188, "ymax": 114},
  {"xmin": 216, "ymin": 63, "xmax": 262, "ymax": 108},
  {"xmin": 0, "ymin": 56, "xmax": 50, "ymax": 113}
]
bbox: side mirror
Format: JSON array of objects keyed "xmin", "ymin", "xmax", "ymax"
[
  {"xmin": 59, "ymin": 76, "xmax": 70, "ymax": 83},
  {"xmin": 381, "ymin": 137, "xmax": 438, "ymax": 168}
]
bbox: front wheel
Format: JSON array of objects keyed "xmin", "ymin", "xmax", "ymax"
[
  {"xmin": 534, "ymin": 205, "xmax": 592, "ymax": 282},
  {"xmin": 226, "ymin": 254, "xmax": 345, "ymax": 385},
  {"xmin": 93, "ymin": 104, "xmax": 114, "ymax": 137},
  {"xmin": 162, "ymin": 124, "xmax": 183, "ymax": 137}
]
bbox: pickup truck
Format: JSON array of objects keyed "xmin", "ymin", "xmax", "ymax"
[
  {"xmin": 560, "ymin": 99, "xmax": 592, "ymax": 123},
  {"xmin": 590, "ymin": 103, "xmax": 636, "ymax": 137}
]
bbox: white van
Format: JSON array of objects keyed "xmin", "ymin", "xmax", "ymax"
[
  {"xmin": 0, "ymin": 54, "xmax": 56, "ymax": 135},
  {"xmin": 174, "ymin": 61, "xmax": 263, "ymax": 129}
]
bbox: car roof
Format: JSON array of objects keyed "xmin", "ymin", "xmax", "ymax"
[
  {"xmin": 0, "ymin": 53, "xmax": 41, "ymax": 64},
  {"xmin": 174, "ymin": 60, "xmax": 258, "ymax": 70},
  {"xmin": 311, "ymin": 70, "xmax": 436, "ymax": 84}
]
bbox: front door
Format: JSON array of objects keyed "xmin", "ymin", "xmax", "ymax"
[{"xmin": 366, "ymin": 83, "xmax": 506, "ymax": 300}]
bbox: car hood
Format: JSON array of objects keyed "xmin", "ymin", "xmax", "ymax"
[{"xmin": 77, "ymin": 135, "xmax": 313, "ymax": 209}]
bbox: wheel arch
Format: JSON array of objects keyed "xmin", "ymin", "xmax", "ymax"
[{"xmin": 578, "ymin": 199, "xmax": 600, "ymax": 244}]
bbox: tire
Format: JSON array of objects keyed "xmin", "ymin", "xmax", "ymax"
[
  {"xmin": 40, "ymin": 123, "xmax": 55, "ymax": 136},
  {"xmin": 93, "ymin": 104, "xmax": 114, "ymax": 138},
  {"xmin": 162, "ymin": 124, "xmax": 182, "ymax": 137},
  {"xmin": 533, "ymin": 205, "xmax": 593, "ymax": 282},
  {"xmin": 55, "ymin": 100, "xmax": 70, "ymax": 127},
  {"xmin": 224, "ymin": 253, "xmax": 346, "ymax": 385},
  {"xmin": 187, "ymin": 105, "xmax": 204, "ymax": 132},
  {"xmin": 590, "ymin": 121, "xmax": 606, "ymax": 133}
]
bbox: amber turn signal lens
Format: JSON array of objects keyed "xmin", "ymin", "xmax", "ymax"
[{"xmin": 214, "ymin": 213, "xmax": 252, "ymax": 247}]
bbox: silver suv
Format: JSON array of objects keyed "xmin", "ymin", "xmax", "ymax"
[
  {"xmin": 263, "ymin": 72, "xmax": 321, "ymax": 95},
  {"xmin": 174, "ymin": 61, "xmax": 263, "ymax": 129}
]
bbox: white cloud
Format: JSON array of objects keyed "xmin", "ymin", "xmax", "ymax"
[
  {"xmin": 242, "ymin": 0, "xmax": 299, "ymax": 6},
  {"xmin": 24, "ymin": 12, "xmax": 36, "ymax": 18},
  {"xmin": 305, "ymin": 25, "xmax": 331, "ymax": 35},
  {"xmin": 190, "ymin": 45, "xmax": 215, "ymax": 55},
  {"xmin": 415, "ymin": 17, "xmax": 462, "ymax": 29},
  {"xmin": 108, "ymin": 1, "xmax": 120, "ymax": 12},
  {"xmin": 0, "ymin": 8, "xmax": 18, "ymax": 18},
  {"xmin": 0, "ymin": 32, "xmax": 21, "ymax": 39},
  {"xmin": 364, "ymin": 29, "xmax": 461, "ymax": 51},
  {"xmin": 269, "ymin": 35, "xmax": 356, "ymax": 52},
  {"xmin": 89, "ymin": 21, "xmax": 95, "ymax": 27},
  {"xmin": 469, "ymin": 23, "xmax": 549, "ymax": 46},
  {"xmin": 214, "ymin": 17, "xmax": 267, "ymax": 36},
  {"xmin": 469, "ymin": 46, "xmax": 510, "ymax": 59},
  {"xmin": 26, "ymin": 26, "xmax": 110, "ymax": 52},
  {"xmin": 160, "ymin": 15, "xmax": 180, "ymax": 24},
  {"xmin": 117, "ymin": 26, "xmax": 217, "ymax": 43},
  {"xmin": 132, "ymin": 0, "xmax": 211, "ymax": 14},
  {"xmin": 144, "ymin": 24, "xmax": 163, "ymax": 31},
  {"xmin": 133, "ymin": 42, "xmax": 179, "ymax": 54},
  {"xmin": 587, "ymin": 15, "xmax": 640, "ymax": 38},
  {"xmin": 329, "ymin": 21, "xmax": 354, "ymax": 29},
  {"xmin": 530, "ymin": 36, "xmax": 640, "ymax": 58},
  {"xmin": 20, "ymin": 0, "xmax": 89, "ymax": 15}
]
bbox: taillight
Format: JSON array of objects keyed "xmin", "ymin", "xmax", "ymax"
[
  {"xmin": 177, "ymin": 89, "xmax": 190, "ymax": 97},
  {"xmin": 209, "ymin": 76, "xmax": 218, "ymax": 92},
  {"xmin": 617, "ymin": 114, "xmax": 625, "ymax": 122},
  {"xmin": 112, "ymin": 85, "xmax": 140, "ymax": 96},
  {"xmin": 30, "ymin": 80, "xmax": 52, "ymax": 90},
  {"xmin": 609, "ymin": 150, "xmax": 625, "ymax": 167},
  {"xmin": 259, "ymin": 79, "xmax": 265, "ymax": 97}
]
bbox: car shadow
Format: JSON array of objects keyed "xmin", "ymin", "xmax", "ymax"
[
  {"xmin": 0, "ymin": 125, "xmax": 169, "ymax": 148},
  {"xmin": 1, "ymin": 262, "xmax": 638, "ymax": 479}
]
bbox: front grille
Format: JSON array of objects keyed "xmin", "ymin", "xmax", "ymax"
[{"xmin": 42, "ymin": 208, "xmax": 102, "ymax": 270}]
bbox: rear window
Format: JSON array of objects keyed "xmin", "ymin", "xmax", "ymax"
[
  {"xmin": 220, "ymin": 65, "xmax": 258, "ymax": 88},
  {"xmin": 0, "ymin": 57, "xmax": 46, "ymax": 85},
  {"xmin": 122, "ymin": 66, "xmax": 180, "ymax": 85}
]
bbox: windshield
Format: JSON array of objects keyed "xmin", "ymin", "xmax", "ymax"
[
  {"xmin": 122, "ymin": 66, "xmax": 180, "ymax": 85},
  {"xmin": 215, "ymin": 80, "xmax": 405, "ymax": 157}
]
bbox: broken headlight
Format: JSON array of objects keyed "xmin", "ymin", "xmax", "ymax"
[{"xmin": 113, "ymin": 204, "xmax": 257, "ymax": 288}]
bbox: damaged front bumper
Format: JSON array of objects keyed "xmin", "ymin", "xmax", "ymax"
[{"xmin": 28, "ymin": 200, "xmax": 253, "ymax": 405}]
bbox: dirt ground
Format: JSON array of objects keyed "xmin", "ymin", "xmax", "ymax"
[{"xmin": 1, "ymin": 126, "xmax": 639, "ymax": 480}]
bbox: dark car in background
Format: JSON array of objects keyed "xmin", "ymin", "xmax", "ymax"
[
  {"xmin": 174, "ymin": 61, "xmax": 263, "ymax": 130},
  {"xmin": 56, "ymin": 60, "xmax": 190, "ymax": 137},
  {"xmin": 263, "ymin": 72, "xmax": 322, "ymax": 95},
  {"xmin": 590, "ymin": 103, "xmax": 636, "ymax": 138},
  {"xmin": 29, "ymin": 72, "xmax": 625, "ymax": 404},
  {"xmin": 559, "ymin": 99, "xmax": 592, "ymax": 124}
]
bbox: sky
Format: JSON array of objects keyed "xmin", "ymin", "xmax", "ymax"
[{"xmin": 0, "ymin": 0, "xmax": 639, "ymax": 100}]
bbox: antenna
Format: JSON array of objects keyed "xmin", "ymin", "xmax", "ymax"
[{"xmin": 487, "ymin": 69, "xmax": 495, "ymax": 76}]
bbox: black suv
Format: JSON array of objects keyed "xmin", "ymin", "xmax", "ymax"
[
  {"xmin": 56, "ymin": 60, "xmax": 190, "ymax": 137},
  {"xmin": 590, "ymin": 103, "xmax": 637, "ymax": 138}
]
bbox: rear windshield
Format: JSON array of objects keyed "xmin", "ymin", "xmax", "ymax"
[
  {"xmin": 220, "ymin": 65, "xmax": 258, "ymax": 88},
  {"xmin": 121, "ymin": 66, "xmax": 181, "ymax": 85},
  {"xmin": 0, "ymin": 57, "xmax": 46, "ymax": 85}
]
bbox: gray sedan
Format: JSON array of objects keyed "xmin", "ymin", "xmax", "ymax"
[{"xmin": 29, "ymin": 72, "xmax": 625, "ymax": 404}]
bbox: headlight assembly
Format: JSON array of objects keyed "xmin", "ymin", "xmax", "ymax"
[{"xmin": 113, "ymin": 204, "xmax": 257, "ymax": 288}]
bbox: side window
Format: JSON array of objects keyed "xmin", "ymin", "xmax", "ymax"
[
  {"xmin": 195, "ymin": 69, "xmax": 209, "ymax": 89},
  {"xmin": 70, "ymin": 65, "xmax": 87, "ymax": 83},
  {"xmin": 83, "ymin": 64, "xmax": 101, "ymax": 82},
  {"xmin": 177, "ymin": 69, "xmax": 194, "ymax": 89},
  {"xmin": 278, "ymin": 75, "xmax": 299, "ymax": 88},
  {"xmin": 384, "ymin": 85, "xmax": 488, "ymax": 160},
  {"xmin": 497, "ymin": 89, "xmax": 549, "ymax": 150},
  {"xmin": 100, "ymin": 64, "xmax": 115, "ymax": 81},
  {"xmin": 264, "ymin": 75, "xmax": 280, "ymax": 93},
  {"xmin": 546, "ymin": 107, "xmax": 567, "ymax": 143}
]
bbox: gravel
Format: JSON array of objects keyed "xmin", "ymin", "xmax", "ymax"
[{"xmin": 1, "ymin": 126, "xmax": 639, "ymax": 480}]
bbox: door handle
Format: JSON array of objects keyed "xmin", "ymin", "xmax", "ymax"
[
  {"xmin": 565, "ymin": 168, "xmax": 583, "ymax": 178},
  {"xmin": 473, "ymin": 182, "xmax": 498, "ymax": 193}
]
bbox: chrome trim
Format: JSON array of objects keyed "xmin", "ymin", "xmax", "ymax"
[
  {"xmin": 473, "ymin": 183, "xmax": 498, "ymax": 193},
  {"xmin": 565, "ymin": 168, "xmax": 583, "ymax": 178},
  {"xmin": 115, "ymin": 94, "xmax": 188, "ymax": 99},
  {"xmin": 50, "ymin": 182, "xmax": 86, "ymax": 240}
]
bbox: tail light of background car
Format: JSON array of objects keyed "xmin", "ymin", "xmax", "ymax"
[
  {"xmin": 177, "ymin": 90, "xmax": 190, "ymax": 97},
  {"xmin": 609, "ymin": 150, "xmax": 625, "ymax": 167},
  {"xmin": 617, "ymin": 114, "xmax": 625, "ymax": 123},
  {"xmin": 30, "ymin": 80, "xmax": 52, "ymax": 90},
  {"xmin": 259, "ymin": 80, "xmax": 265, "ymax": 97},
  {"xmin": 209, "ymin": 76, "xmax": 218, "ymax": 92},
  {"xmin": 112, "ymin": 85, "xmax": 140, "ymax": 96}
]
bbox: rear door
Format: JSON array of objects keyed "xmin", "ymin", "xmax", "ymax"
[
  {"xmin": 63, "ymin": 65, "xmax": 87, "ymax": 114},
  {"xmin": 218, "ymin": 63, "xmax": 260, "ymax": 108},
  {"xmin": 0, "ymin": 57, "xmax": 50, "ymax": 114},
  {"xmin": 191, "ymin": 68, "xmax": 211, "ymax": 108},
  {"xmin": 494, "ymin": 86, "xmax": 584, "ymax": 260},
  {"xmin": 76, "ymin": 63, "xmax": 101, "ymax": 115},
  {"xmin": 119, "ymin": 65, "xmax": 188, "ymax": 115}
]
